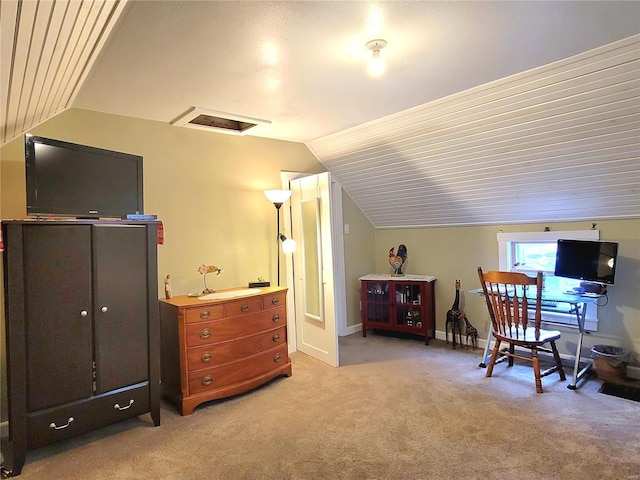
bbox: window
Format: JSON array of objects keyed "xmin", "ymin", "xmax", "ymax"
[{"xmin": 498, "ymin": 230, "xmax": 600, "ymax": 330}]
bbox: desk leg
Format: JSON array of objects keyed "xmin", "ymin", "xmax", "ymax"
[
  {"xmin": 568, "ymin": 302, "xmax": 591, "ymax": 390},
  {"xmin": 479, "ymin": 327, "xmax": 493, "ymax": 368}
]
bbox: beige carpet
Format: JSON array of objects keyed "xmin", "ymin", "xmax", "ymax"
[{"xmin": 5, "ymin": 333, "xmax": 640, "ymax": 480}]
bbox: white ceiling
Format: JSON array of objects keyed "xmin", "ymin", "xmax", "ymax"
[{"xmin": 2, "ymin": 1, "xmax": 639, "ymax": 227}]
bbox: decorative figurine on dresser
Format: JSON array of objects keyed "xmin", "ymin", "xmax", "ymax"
[
  {"xmin": 159, "ymin": 286, "xmax": 292, "ymax": 415},
  {"xmin": 359, "ymin": 273, "xmax": 436, "ymax": 345},
  {"xmin": 1, "ymin": 219, "xmax": 162, "ymax": 477}
]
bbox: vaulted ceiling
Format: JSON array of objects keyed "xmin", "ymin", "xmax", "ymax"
[{"xmin": 2, "ymin": 1, "xmax": 639, "ymax": 227}]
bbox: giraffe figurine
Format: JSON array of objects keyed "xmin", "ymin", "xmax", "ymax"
[
  {"xmin": 445, "ymin": 280, "xmax": 464, "ymax": 349},
  {"xmin": 462, "ymin": 314, "xmax": 478, "ymax": 350}
]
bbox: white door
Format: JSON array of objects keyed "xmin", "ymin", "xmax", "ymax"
[{"xmin": 289, "ymin": 172, "xmax": 343, "ymax": 367}]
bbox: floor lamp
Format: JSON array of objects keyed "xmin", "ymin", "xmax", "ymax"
[{"xmin": 264, "ymin": 189, "xmax": 296, "ymax": 286}]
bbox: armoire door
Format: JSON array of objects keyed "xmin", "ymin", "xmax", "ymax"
[
  {"xmin": 92, "ymin": 224, "xmax": 149, "ymax": 394},
  {"xmin": 24, "ymin": 225, "xmax": 94, "ymax": 412}
]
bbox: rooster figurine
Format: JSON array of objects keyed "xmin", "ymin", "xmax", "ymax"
[{"xmin": 389, "ymin": 244, "xmax": 408, "ymax": 276}]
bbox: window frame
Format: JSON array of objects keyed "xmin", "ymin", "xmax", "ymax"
[{"xmin": 497, "ymin": 230, "xmax": 600, "ymax": 331}]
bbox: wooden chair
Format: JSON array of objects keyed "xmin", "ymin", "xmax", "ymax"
[{"xmin": 477, "ymin": 267, "xmax": 566, "ymax": 393}]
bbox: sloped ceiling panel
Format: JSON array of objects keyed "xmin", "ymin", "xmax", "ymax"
[
  {"xmin": 0, "ymin": 0, "xmax": 127, "ymax": 145},
  {"xmin": 308, "ymin": 35, "xmax": 640, "ymax": 228}
]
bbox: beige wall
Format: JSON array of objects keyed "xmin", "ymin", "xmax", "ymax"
[
  {"xmin": 374, "ymin": 219, "xmax": 640, "ymax": 364},
  {"xmin": 341, "ymin": 190, "xmax": 376, "ymax": 329}
]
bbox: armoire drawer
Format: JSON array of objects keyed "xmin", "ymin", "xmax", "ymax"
[
  {"xmin": 27, "ymin": 382, "xmax": 150, "ymax": 450},
  {"xmin": 188, "ymin": 345, "xmax": 289, "ymax": 395},
  {"xmin": 185, "ymin": 307, "xmax": 286, "ymax": 346},
  {"xmin": 186, "ymin": 326, "xmax": 287, "ymax": 371}
]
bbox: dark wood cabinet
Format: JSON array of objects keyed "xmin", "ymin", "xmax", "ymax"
[
  {"xmin": 359, "ymin": 274, "xmax": 436, "ymax": 345},
  {"xmin": 1, "ymin": 220, "xmax": 161, "ymax": 477}
]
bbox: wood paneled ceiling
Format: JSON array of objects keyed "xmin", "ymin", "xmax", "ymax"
[{"xmin": 2, "ymin": 1, "xmax": 639, "ymax": 227}]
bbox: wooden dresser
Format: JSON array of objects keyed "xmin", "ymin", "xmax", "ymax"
[{"xmin": 159, "ymin": 286, "xmax": 292, "ymax": 415}]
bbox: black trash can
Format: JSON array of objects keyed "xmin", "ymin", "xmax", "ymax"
[{"xmin": 591, "ymin": 345, "xmax": 629, "ymax": 383}]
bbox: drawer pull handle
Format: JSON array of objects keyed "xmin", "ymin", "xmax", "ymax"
[
  {"xmin": 272, "ymin": 314, "xmax": 280, "ymax": 322},
  {"xmin": 80, "ymin": 310, "xmax": 88, "ymax": 317},
  {"xmin": 201, "ymin": 352, "xmax": 212, "ymax": 362},
  {"xmin": 241, "ymin": 304, "xmax": 249, "ymax": 312},
  {"xmin": 272, "ymin": 298, "xmax": 279, "ymax": 305},
  {"xmin": 101, "ymin": 306, "xmax": 108, "ymax": 313},
  {"xmin": 200, "ymin": 310, "xmax": 210, "ymax": 319},
  {"xmin": 114, "ymin": 399, "xmax": 134, "ymax": 411},
  {"xmin": 273, "ymin": 333, "xmax": 280, "ymax": 342},
  {"xmin": 49, "ymin": 417, "xmax": 74, "ymax": 430},
  {"xmin": 202, "ymin": 375, "xmax": 214, "ymax": 386},
  {"xmin": 274, "ymin": 353, "xmax": 282, "ymax": 362},
  {"xmin": 200, "ymin": 329, "xmax": 211, "ymax": 339}
]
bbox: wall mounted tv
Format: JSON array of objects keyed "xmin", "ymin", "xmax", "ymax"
[
  {"xmin": 554, "ymin": 239, "xmax": 619, "ymax": 285},
  {"xmin": 25, "ymin": 135, "xmax": 143, "ymax": 218}
]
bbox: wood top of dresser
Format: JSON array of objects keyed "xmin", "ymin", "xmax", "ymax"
[{"xmin": 160, "ymin": 286, "xmax": 287, "ymax": 308}]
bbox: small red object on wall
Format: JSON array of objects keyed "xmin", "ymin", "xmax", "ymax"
[{"xmin": 157, "ymin": 221, "xmax": 164, "ymax": 245}]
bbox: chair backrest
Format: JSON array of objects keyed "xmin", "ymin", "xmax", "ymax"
[{"xmin": 477, "ymin": 267, "xmax": 543, "ymax": 341}]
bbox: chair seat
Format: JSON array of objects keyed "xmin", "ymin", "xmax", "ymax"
[{"xmin": 493, "ymin": 327, "xmax": 561, "ymax": 346}]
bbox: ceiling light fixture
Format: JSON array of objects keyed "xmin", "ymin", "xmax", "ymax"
[{"xmin": 366, "ymin": 39, "xmax": 387, "ymax": 77}]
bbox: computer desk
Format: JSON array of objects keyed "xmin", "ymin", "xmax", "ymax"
[{"xmin": 470, "ymin": 289, "xmax": 605, "ymax": 390}]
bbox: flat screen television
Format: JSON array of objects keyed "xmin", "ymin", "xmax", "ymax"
[
  {"xmin": 554, "ymin": 239, "xmax": 619, "ymax": 285},
  {"xmin": 25, "ymin": 135, "xmax": 143, "ymax": 218}
]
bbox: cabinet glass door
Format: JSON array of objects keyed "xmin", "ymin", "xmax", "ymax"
[
  {"xmin": 364, "ymin": 281, "xmax": 390, "ymax": 325},
  {"xmin": 394, "ymin": 282, "xmax": 422, "ymax": 328}
]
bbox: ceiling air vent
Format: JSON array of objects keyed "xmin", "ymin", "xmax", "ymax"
[{"xmin": 171, "ymin": 107, "xmax": 271, "ymax": 135}]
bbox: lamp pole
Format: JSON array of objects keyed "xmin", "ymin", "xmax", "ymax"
[{"xmin": 275, "ymin": 202, "xmax": 282, "ymax": 286}]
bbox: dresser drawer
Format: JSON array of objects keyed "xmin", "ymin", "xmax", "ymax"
[
  {"xmin": 223, "ymin": 297, "xmax": 263, "ymax": 317},
  {"xmin": 263, "ymin": 291, "xmax": 286, "ymax": 310},
  {"xmin": 185, "ymin": 307, "xmax": 286, "ymax": 346},
  {"xmin": 184, "ymin": 304, "xmax": 224, "ymax": 323},
  {"xmin": 188, "ymin": 345, "xmax": 289, "ymax": 395},
  {"xmin": 186, "ymin": 326, "xmax": 287, "ymax": 371},
  {"xmin": 27, "ymin": 382, "xmax": 150, "ymax": 450}
]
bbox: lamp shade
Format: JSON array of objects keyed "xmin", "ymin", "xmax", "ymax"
[
  {"xmin": 264, "ymin": 189, "xmax": 292, "ymax": 204},
  {"xmin": 281, "ymin": 237, "xmax": 297, "ymax": 254}
]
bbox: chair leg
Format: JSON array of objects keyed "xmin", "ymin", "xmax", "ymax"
[
  {"xmin": 486, "ymin": 339, "xmax": 501, "ymax": 378},
  {"xmin": 550, "ymin": 341, "xmax": 567, "ymax": 380},
  {"xmin": 508, "ymin": 343, "xmax": 515, "ymax": 367},
  {"xmin": 531, "ymin": 347, "xmax": 543, "ymax": 394}
]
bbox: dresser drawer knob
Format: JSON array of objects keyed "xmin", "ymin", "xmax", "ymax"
[
  {"xmin": 241, "ymin": 304, "xmax": 249, "ymax": 312},
  {"xmin": 114, "ymin": 399, "xmax": 134, "ymax": 411},
  {"xmin": 272, "ymin": 333, "xmax": 280, "ymax": 342},
  {"xmin": 272, "ymin": 314, "xmax": 280, "ymax": 322},
  {"xmin": 200, "ymin": 329, "xmax": 211, "ymax": 339},
  {"xmin": 272, "ymin": 298, "xmax": 279, "ymax": 305},
  {"xmin": 200, "ymin": 310, "xmax": 210, "ymax": 319},
  {"xmin": 80, "ymin": 310, "xmax": 88, "ymax": 317},
  {"xmin": 49, "ymin": 417, "xmax": 74, "ymax": 430},
  {"xmin": 202, "ymin": 375, "xmax": 214, "ymax": 386},
  {"xmin": 201, "ymin": 352, "xmax": 212, "ymax": 362},
  {"xmin": 274, "ymin": 353, "xmax": 282, "ymax": 362}
]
